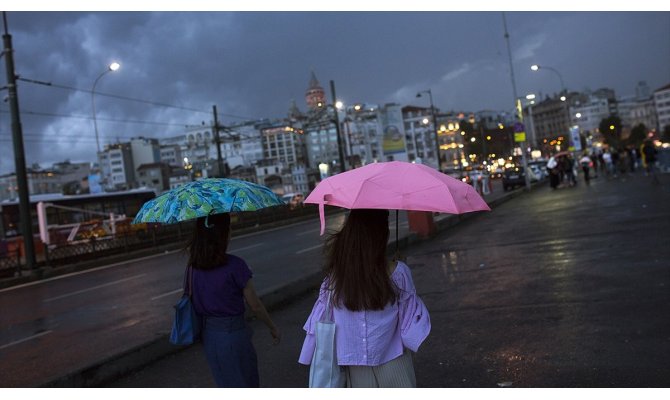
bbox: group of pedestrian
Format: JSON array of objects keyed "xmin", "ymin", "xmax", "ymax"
[
  {"xmin": 547, "ymin": 139, "xmax": 660, "ymax": 189},
  {"xmin": 185, "ymin": 209, "xmax": 430, "ymax": 388},
  {"xmin": 546, "ymin": 153, "xmax": 578, "ymax": 189}
]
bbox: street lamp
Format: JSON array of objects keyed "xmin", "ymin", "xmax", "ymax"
[
  {"xmin": 416, "ymin": 89, "xmax": 441, "ymax": 171},
  {"xmin": 530, "ymin": 64, "xmax": 566, "ymax": 95},
  {"xmin": 525, "ymin": 93, "xmax": 537, "ymax": 149},
  {"xmin": 329, "ymin": 80, "xmax": 346, "ymax": 173},
  {"xmin": 92, "ymin": 61, "xmax": 120, "ymax": 153}
]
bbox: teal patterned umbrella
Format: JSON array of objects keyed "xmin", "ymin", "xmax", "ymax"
[{"xmin": 132, "ymin": 178, "xmax": 285, "ymax": 224}]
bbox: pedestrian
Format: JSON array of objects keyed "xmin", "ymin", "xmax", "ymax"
[
  {"xmin": 590, "ymin": 150, "xmax": 599, "ymax": 178},
  {"xmin": 562, "ymin": 155, "xmax": 576, "ymax": 186},
  {"xmin": 580, "ymin": 153, "xmax": 592, "ymax": 185},
  {"xmin": 547, "ymin": 156, "xmax": 560, "ymax": 189},
  {"xmin": 187, "ymin": 213, "xmax": 281, "ymax": 388},
  {"xmin": 602, "ymin": 149, "xmax": 613, "ymax": 178},
  {"xmin": 298, "ymin": 209, "xmax": 431, "ymax": 387},
  {"xmin": 627, "ymin": 146, "xmax": 637, "ymax": 173},
  {"xmin": 641, "ymin": 139, "xmax": 659, "ymax": 184},
  {"xmin": 611, "ymin": 147, "xmax": 620, "ymax": 178},
  {"xmin": 617, "ymin": 147, "xmax": 628, "ymax": 176}
]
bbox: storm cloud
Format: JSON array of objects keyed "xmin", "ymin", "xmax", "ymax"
[{"xmin": 1, "ymin": 11, "xmax": 668, "ymax": 174}]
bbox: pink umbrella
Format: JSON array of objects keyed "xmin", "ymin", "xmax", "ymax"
[{"xmin": 305, "ymin": 161, "xmax": 490, "ymax": 236}]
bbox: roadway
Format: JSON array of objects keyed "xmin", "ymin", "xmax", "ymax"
[{"xmin": 0, "ymin": 207, "xmax": 414, "ymax": 387}]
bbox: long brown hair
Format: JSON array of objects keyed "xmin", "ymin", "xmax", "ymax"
[
  {"xmin": 324, "ymin": 208, "xmax": 397, "ymax": 311},
  {"xmin": 186, "ymin": 213, "xmax": 231, "ymax": 270}
]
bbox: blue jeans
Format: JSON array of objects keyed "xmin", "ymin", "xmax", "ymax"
[{"xmin": 201, "ymin": 315, "xmax": 259, "ymax": 387}]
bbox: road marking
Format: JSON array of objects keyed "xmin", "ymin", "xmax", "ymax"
[
  {"xmin": 0, "ymin": 250, "xmax": 181, "ymax": 294},
  {"xmin": 296, "ymin": 244, "xmax": 322, "ymax": 255},
  {"xmin": 43, "ymin": 274, "xmax": 147, "ymax": 302},
  {"xmin": 229, "ymin": 243, "xmax": 263, "ymax": 252},
  {"xmin": 151, "ymin": 288, "xmax": 182, "ymax": 301},
  {"xmin": 0, "ymin": 330, "xmax": 53, "ymax": 350}
]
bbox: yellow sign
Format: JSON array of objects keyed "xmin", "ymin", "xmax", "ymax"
[{"xmin": 514, "ymin": 132, "xmax": 526, "ymax": 142}]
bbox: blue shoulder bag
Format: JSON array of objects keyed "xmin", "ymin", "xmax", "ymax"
[{"xmin": 169, "ymin": 266, "xmax": 202, "ymax": 345}]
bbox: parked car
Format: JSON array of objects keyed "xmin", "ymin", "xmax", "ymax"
[
  {"xmin": 490, "ymin": 167, "xmax": 504, "ymax": 179},
  {"xmin": 502, "ymin": 166, "xmax": 527, "ymax": 191}
]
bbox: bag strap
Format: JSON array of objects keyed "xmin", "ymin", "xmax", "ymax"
[
  {"xmin": 183, "ymin": 266, "xmax": 194, "ymax": 298},
  {"xmin": 322, "ymin": 288, "xmax": 334, "ymax": 323}
]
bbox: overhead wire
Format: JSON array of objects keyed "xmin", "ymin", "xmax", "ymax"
[{"xmin": 17, "ymin": 76, "xmax": 263, "ymax": 121}]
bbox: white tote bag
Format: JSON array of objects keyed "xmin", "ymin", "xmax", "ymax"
[{"xmin": 309, "ymin": 292, "xmax": 346, "ymax": 388}]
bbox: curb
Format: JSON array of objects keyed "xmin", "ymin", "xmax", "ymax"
[{"xmin": 39, "ymin": 182, "xmax": 541, "ymax": 387}]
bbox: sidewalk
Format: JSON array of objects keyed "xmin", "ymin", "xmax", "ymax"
[{"xmin": 105, "ymin": 172, "xmax": 670, "ymax": 387}]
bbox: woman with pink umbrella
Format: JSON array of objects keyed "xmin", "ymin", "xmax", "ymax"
[
  {"xmin": 298, "ymin": 208, "xmax": 429, "ymax": 387},
  {"xmin": 297, "ymin": 161, "xmax": 489, "ymax": 387}
]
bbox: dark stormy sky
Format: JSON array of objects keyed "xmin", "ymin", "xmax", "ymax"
[{"xmin": 1, "ymin": 9, "xmax": 669, "ymax": 174}]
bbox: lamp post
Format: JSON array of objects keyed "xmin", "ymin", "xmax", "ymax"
[
  {"xmin": 328, "ymin": 80, "xmax": 347, "ymax": 173},
  {"xmin": 530, "ymin": 64, "xmax": 566, "ymax": 94},
  {"xmin": 525, "ymin": 93, "xmax": 537, "ymax": 149},
  {"xmin": 502, "ymin": 12, "xmax": 530, "ymax": 190},
  {"xmin": 91, "ymin": 61, "xmax": 120, "ymax": 153},
  {"xmin": 416, "ymin": 89, "xmax": 441, "ymax": 171}
]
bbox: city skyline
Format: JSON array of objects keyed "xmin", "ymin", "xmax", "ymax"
[{"xmin": 1, "ymin": 11, "xmax": 669, "ymax": 174}]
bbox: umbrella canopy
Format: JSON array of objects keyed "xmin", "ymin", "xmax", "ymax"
[
  {"xmin": 133, "ymin": 178, "xmax": 285, "ymax": 224},
  {"xmin": 305, "ymin": 161, "xmax": 490, "ymax": 235}
]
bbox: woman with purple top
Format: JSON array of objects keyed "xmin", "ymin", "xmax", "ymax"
[
  {"xmin": 298, "ymin": 209, "xmax": 431, "ymax": 387},
  {"xmin": 187, "ymin": 213, "xmax": 280, "ymax": 387}
]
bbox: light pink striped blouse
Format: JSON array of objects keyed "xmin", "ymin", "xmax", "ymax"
[{"xmin": 298, "ymin": 261, "xmax": 431, "ymax": 366}]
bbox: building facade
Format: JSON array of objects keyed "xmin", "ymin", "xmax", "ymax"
[
  {"xmin": 653, "ymin": 83, "xmax": 670, "ymax": 134},
  {"xmin": 98, "ymin": 142, "xmax": 135, "ymax": 191}
]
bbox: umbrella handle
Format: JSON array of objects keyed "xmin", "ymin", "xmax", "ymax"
[
  {"xmin": 204, "ymin": 210, "xmax": 215, "ymax": 228},
  {"xmin": 319, "ymin": 201, "xmax": 326, "ymax": 236}
]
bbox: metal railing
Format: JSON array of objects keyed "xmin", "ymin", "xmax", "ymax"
[{"xmin": 2, "ymin": 204, "xmax": 333, "ymax": 276}]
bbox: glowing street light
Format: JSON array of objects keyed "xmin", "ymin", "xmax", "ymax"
[
  {"xmin": 530, "ymin": 63, "xmax": 566, "ymax": 92},
  {"xmin": 92, "ymin": 61, "xmax": 121, "ymax": 153}
]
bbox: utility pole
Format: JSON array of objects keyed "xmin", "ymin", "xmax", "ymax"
[
  {"xmin": 329, "ymin": 80, "xmax": 346, "ymax": 173},
  {"xmin": 212, "ymin": 105, "xmax": 225, "ymax": 177},
  {"xmin": 2, "ymin": 12, "xmax": 36, "ymax": 270},
  {"xmin": 502, "ymin": 12, "xmax": 531, "ymax": 191},
  {"xmin": 480, "ymin": 122, "xmax": 487, "ymax": 163}
]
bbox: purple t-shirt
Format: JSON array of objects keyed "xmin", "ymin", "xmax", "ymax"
[{"xmin": 190, "ymin": 254, "xmax": 253, "ymax": 317}]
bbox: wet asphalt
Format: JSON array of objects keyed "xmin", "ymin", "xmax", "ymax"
[{"xmin": 105, "ymin": 171, "xmax": 670, "ymax": 388}]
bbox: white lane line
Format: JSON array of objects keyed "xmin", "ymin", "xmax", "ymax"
[
  {"xmin": 43, "ymin": 274, "xmax": 147, "ymax": 302},
  {"xmin": 0, "ymin": 250, "xmax": 181, "ymax": 294},
  {"xmin": 229, "ymin": 243, "xmax": 263, "ymax": 252},
  {"xmin": 0, "ymin": 330, "xmax": 53, "ymax": 350},
  {"xmin": 296, "ymin": 244, "xmax": 322, "ymax": 255},
  {"xmin": 151, "ymin": 288, "xmax": 183, "ymax": 301}
]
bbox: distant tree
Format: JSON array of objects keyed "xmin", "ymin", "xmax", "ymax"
[
  {"xmin": 627, "ymin": 123, "xmax": 647, "ymax": 148},
  {"xmin": 599, "ymin": 115, "xmax": 622, "ymax": 147}
]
